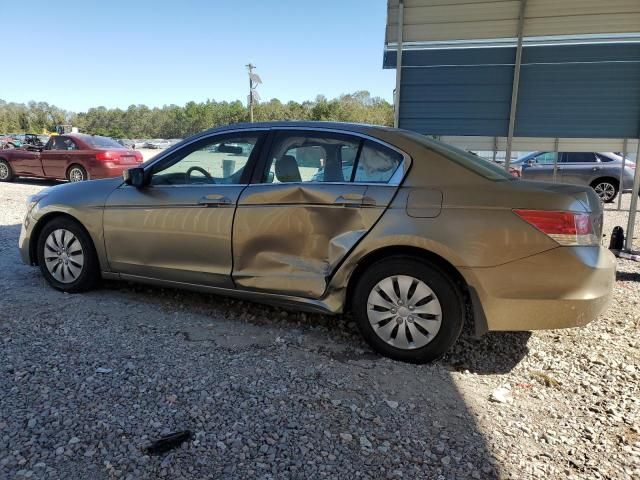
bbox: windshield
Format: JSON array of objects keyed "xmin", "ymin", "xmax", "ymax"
[
  {"xmin": 83, "ymin": 135, "xmax": 123, "ymax": 148},
  {"xmin": 401, "ymin": 131, "xmax": 514, "ymax": 181}
]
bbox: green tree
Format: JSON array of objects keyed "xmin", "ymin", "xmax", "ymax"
[{"xmin": 0, "ymin": 92, "xmax": 393, "ymax": 138}]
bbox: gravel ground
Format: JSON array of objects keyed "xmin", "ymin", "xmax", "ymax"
[{"xmin": 1, "ymin": 180, "xmax": 639, "ymax": 480}]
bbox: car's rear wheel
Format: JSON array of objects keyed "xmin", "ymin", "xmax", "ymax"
[
  {"xmin": 591, "ymin": 179, "xmax": 618, "ymax": 203},
  {"xmin": 0, "ymin": 159, "xmax": 14, "ymax": 182},
  {"xmin": 36, "ymin": 217, "xmax": 100, "ymax": 293},
  {"xmin": 352, "ymin": 256, "xmax": 465, "ymax": 363},
  {"xmin": 67, "ymin": 165, "xmax": 88, "ymax": 182}
]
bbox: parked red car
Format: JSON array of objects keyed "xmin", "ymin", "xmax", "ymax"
[{"xmin": 0, "ymin": 134, "xmax": 143, "ymax": 183}]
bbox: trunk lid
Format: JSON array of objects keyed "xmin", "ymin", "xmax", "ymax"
[{"xmin": 528, "ymin": 181, "xmax": 602, "ymax": 213}]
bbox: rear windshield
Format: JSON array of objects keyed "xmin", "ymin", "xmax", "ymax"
[
  {"xmin": 402, "ymin": 131, "xmax": 514, "ymax": 181},
  {"xmin": 83, "ymin": 136, "xmax": 123, "ymax": 148}
]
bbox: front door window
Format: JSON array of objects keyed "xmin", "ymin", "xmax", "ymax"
[{"xmin": 151, "ymin": 136, "xmax": 260, "ymax": 186}]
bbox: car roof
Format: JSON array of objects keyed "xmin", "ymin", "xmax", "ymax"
[
  {"xmin": 198, "ymin": 121, "xmax": 394, "ymax": 136},
  {"xmin": 514, "ymin": 151, "xmax": 635, "ymax": 164},
  {"xmin": 62, "ymin": 123, "xmax": 396, "ymax": 143},
  {"xmin": 64, "ymin": 133, "xmax": 102, "ymax": 139}
]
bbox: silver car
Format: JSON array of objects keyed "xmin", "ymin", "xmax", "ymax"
[{"xmin": 512, "ymin": 152, "xmax": 635, "ymax": 202}]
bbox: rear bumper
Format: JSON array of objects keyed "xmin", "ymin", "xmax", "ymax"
[
  {"xmin": 88, "ymin": 163, "xmax": 136, "ymax": 179},
  {"xmin": 462, "ymin": 246, "xmax": 616, "ymax": 332}
]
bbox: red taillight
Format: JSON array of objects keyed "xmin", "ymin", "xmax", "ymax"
[
  {"xmin": 513, "ymin": 209, "xmax": 598, "ymax": 246},
  {"xmin": 135, "ymin": 151, "xmax": 143, "ymax": 163},
  {"xmin": 96, "ymin": 151, "xmax": 121, "ymax": 163}
]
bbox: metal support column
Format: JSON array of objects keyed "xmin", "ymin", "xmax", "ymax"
[
  {"xmin": 552, "ymin": 138, "xmax": 559, "ymax": 182},
  {"xmin": 492, "ymin": 137, "xmax": 498, "ymax": 163},
  {"xmin": 617, "ymin": 139, "xmax": 628, "ymax": 210},
  {"xmin": 504, "ymin": 0, "xmax": 527, "ymax": 171},
  {"xmin": 393, "ymin": 0, "xmax": 404, "ymax": 128},
  {"xmin": 624, "ymin": 140, "xmax": 640, "ymax": 251}
]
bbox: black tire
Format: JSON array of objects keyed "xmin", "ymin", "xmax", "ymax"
[
  {"xmin": 591, "ymin": 179, "xmax": 618, "ymax": 203},
  {"xmin": 67, "ymin": 164, "xmax": 88, "ymax": 182},
  {"xmin": 0, "ymin": 159, "xmax": 14, "ymax": 182},
  {"xmin": 36, "ymin": 217, "xmax": 100, "ymax": 293},
  {"xmin": 352, "ymin": 256, "xmax": 465, "ymax": 363}
]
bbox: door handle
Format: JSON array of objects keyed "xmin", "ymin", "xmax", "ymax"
[
  {"xmin": 334, "ymin": 195, "xmax": 376, "ymax": 207},
  {"xmin": 198, "ymin": 195, "xmax": 232, "ymax": 207}
]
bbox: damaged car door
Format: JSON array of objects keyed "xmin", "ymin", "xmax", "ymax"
[{"xmin": 232, "ymin": 129, "xmax": 406, "ymax": 298}]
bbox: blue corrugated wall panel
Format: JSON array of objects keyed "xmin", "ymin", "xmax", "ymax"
[
  {"xmin": 399, "ymin": 65, "xmax": 513, "ymax": 135},
  {"xmin": 515, "ymin": 61, "xmax": 640, "ymax": 137},
  {"xmin": 385, "ymin": 44, "xmax": 640, "ymax": 138}
]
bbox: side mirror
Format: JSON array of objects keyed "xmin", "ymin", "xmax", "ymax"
[
  {"xmin": 526, "ymin": 159, "xmax": 536, "ymax": 167},
  {"xmin": 123, "ymin": 167, "xmax": 146, "ymax": 188}
]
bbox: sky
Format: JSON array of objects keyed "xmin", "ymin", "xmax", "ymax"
[{"xmin": 2, "ymin": 0, "xmax": 394, "ymax": 112}]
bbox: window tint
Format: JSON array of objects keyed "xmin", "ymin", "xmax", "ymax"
[
  {"xmin": 50, "ymin": 136, "xmax": 78, "ymax": 151},
  {"xmin": 562, "ymin": 153, "xmax": 597, "ymax": 163},
  {"xmin": 533, "ymin": 152, "xmax": 557, "ymax": 165},
  {"xmin": 150, "ymin": 135, "xmax": 260, "ymax": 186},
  {"xmin": 262, "ymin": 132, "xmax": 359, "ymax": 183},
  {"xmin": 596, "ymin": 154, "xmax": 614, "ymax": 163},
  {"xmin": 84, "ymin": 135, "xmax": 122, "ymax": 148},
  {"xmin": 354, "ymin": 141, "xmax": 403, "ymax": 183}
]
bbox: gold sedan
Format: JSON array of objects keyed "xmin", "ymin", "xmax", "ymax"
[{"xmin": 18, "ymin": 122, "xmax": 616, "ymax": 363}]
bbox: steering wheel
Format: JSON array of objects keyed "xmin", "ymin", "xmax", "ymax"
[{"xmin": 185, "ymin": 166, "xmax": 213, "ymax": 183}]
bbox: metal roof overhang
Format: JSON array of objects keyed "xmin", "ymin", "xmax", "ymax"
[
  {"xmin": 385, "ymin": 0, "xmax": 640, "ymax": 249},
  {"xmin": 384, "ymin": 0, "xmax": 640, "ymax": 149},
  {"xmin": 386, "ymin": 0, "xmax": 640, "ymax": 44}
]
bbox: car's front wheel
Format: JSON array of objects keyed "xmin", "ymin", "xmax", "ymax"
[
  {"xmin": 36, "ymin": 217, "xmax": 100, "ymax": 293},
  {"xmin": 352, "ymin": 256, "xmax": 465, "ymax": 363}
]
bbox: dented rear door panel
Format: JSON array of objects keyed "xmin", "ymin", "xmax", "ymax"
[{"xmin": 232, "ymin": 183, "xmax": 396, "ymax": 298}]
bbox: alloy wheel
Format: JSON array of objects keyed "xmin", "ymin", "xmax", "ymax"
[
  {"xmin": 0, "ymin": 162, "xmax": 8, "ymax": 180},
  {"xmin": 594, "ymin": 182, "xmax": 616, "ymax": 202},
  {"xmin": 366, "ymin": 275, "xmax": 442, "ymax": 350},
  {"xmin": 43, "ymin": 229, "xmax": 84, "ymax": 283},
  {"xmin": 69, "ymin": 167, "xmax": 85, "ymax": 182}
]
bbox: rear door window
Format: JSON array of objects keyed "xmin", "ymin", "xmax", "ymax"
[
  {"xmin": 261, "ymin": 131, "xmax": 360, "ymax": 183},
  {"xmin": 562, "ymin": 153, "xmax": 597, "ymax": 163}
]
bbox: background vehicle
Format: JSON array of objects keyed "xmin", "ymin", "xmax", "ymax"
[
  {"xmin": 116, "ymin": 138, "xmax": 135, "ymax": 149},
  {"xmin": 1, "ymin": 135, "xmax": 19, "ymax": 149},
  {"xmin": 22, "ymin": 133, "xmax": 50, "ymax": 151},
  {"xmin": 0, "ymin": 133, "xmax": 143, "ymax": 182},
  {"xmin": 2, "ymin": 133, "xmax": 50, "ymax": 150},
  {"xmin": 512, "ymin": 152, "xmax": 635, "ymax": 202},
  {"xmin": 145, "ymin": 139, "xmax": 171, "ymax": 149},
  {"xmin": 19, "ymin": 122, "xmax": 615, "ymax": 363}
]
